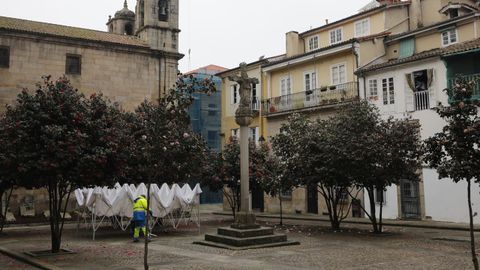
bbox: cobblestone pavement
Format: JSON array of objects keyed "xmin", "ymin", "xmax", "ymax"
[
  {"xmin": 0, "ymin": 215, "xmax": 478, "ymax": 270},
  {"xmin": 0, "ymin": 253, "xmax": 36, "ymax": 270}
]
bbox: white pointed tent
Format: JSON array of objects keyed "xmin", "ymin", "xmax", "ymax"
[{"xmin": 74, "ymin": 183, "xmax": 202, "ymax": 240}]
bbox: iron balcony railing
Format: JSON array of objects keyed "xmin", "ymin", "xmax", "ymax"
[
  {"xmin": 262, "ymin": 82, "xmax": 358, "ymax": 116},
  {"xmin": 447, "ymin": 74, "xmax": 480, "ymax": 101},
  {"xmin": 414, "ymin": 90, "xmax": 430, "ymax": 111}
]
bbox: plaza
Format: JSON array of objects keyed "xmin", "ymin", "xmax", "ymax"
[{"xmin": 0, "ymin": 207, "xmax": 477, "ymax": 270}]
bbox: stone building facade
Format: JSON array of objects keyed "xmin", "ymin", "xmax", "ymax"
[{"xmin": 0, "ymin": 0, "xmax": 182, "ymax": 219}]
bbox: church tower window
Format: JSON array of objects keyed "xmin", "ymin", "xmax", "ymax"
[
  {"xmin": 158, "ymin": 0, "xmax": 168, "ymax": 21},
  {"xmin": 125, "ymin": 23, "xmax": 133, "ymax": 35}
]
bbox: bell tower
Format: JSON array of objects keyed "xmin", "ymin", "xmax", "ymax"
[{"xmin": 135, "ymin": 0, "xmax": 180, "ymax": 53}]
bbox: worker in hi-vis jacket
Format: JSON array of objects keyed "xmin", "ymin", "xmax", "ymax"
[{"xmin": 132, "ymin": 194, "xmax": 149, "ymax": 242}]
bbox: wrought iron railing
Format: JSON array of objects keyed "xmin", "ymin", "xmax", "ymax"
[
  {"xmin": 262, "ymin": 82, "xmax": 358, "ymax": 116},
  {"xmin": 447, "ymin": 74, "xmax": 480, "ymax": 101},
  {"xmin": 414, "ymin": 90, "xmax": 430, "ymax": 111}
]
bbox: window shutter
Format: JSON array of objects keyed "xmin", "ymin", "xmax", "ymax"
[
  {"xmin": 399, "ymin": 38, "xmax": 415, "ymax": 59},
  {"xmin": 405, "ymin": 74, "xmax": 414, "ymax": 112},
  {"xmin": 428, "ymin": 69, "xmax": 436, "ymax": 108},
  {"xmin": 255, "ymin": 127, "xmax": 260, "ymax": 144}
]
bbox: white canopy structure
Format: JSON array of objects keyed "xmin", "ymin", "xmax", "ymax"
[{"xmin": 74, "ymin": 183, "xmax": 202, "ymax": 240}]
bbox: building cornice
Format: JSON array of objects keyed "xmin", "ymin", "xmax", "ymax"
[{"xmin": 262, "ymin": 42, "xmax": 354, "ymax": 72}]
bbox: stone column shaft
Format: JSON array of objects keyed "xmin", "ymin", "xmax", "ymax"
[{"xmin": 240, "ymin": 125, "xmax": 250, "ymax": 213}]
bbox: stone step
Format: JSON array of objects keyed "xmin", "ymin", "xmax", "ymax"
[
  {"xmin": 205, "ymin": 233, "xmax": 288, "ymax": 247},
  {"xmin": 217, "ymin": 226, "xmax": 274, "ymax": 238},
  {"xmin": 193, "ymin": 239, "xmax": 300, "ymax": 250}
]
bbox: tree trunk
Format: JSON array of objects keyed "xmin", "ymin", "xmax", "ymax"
[
  {"xmin": 144, "ymin": 183, "xmax": 150, "ymax": 270},
  {"xmin": 467, "ymin": 179, "xmax": 479, "ymax": 270},
  {"xmin": 279, "ymin": 195, "xmax": 283, "ymax": 226},
  {"xmin": 48, "ymin": 181, "xmax": 62, "ymax": 253},
  {"xmin": 379, "ymin": 190, "xmax": 384, "ymax": 233},
  {"xmin": 367, "ymin": 188, "xmax": 379, "ymax": 233},
  {"xmin": 1, "ymin": 187, "xmax": 14, "ymax": 234}
]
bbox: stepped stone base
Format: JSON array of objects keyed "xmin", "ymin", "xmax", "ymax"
[{"xmin": 194, "ymin": 225, "xmax": 299, "ymax": 250}]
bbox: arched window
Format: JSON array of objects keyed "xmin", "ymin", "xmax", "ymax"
[
  {"xmin": 158, "ymin": 0, "xmax": 168, "ymax": 21},
  {"xmin": 125, "ymin": 23, "xmax": 133, "ymax": 35}
]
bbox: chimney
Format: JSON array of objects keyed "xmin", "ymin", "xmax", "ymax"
[
  {"xmin": 410, "ymin": 0, "xmax": 423, "ymax": 29},
  {"xmin": 286, "ymin": 31, "xmax": 302, "ymax": 57}
]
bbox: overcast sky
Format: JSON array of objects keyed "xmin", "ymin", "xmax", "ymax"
[{"xmin": 2, "ymin": 0, "xmax": 373, "ymax": 72}]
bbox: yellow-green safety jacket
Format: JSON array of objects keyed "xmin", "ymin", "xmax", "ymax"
[{"xmin": 133, "ymin": 196, "xmax": 148, "ymax": 213}]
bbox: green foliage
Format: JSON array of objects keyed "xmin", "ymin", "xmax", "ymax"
[
  {"xmin": 271, "ymin": 101, "xmax": 422, "ymax": 232},
  {"xmin": 0, "ymin": 76, "xmax": 128, "ymax": 252}
]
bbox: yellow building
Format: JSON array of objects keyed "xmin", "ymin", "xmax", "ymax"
[{"xmin": 219, "ymin": 0, "xmax": 480, "ymax": 218}]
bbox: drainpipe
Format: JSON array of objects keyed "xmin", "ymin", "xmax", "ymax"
[{"xmin": 353, "ymin": 42, "xmax": 360, "ymax": 98}]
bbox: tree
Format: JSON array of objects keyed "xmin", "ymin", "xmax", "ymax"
[
  {"xmin": 335, "ymin": 101, "xmax": 422, "ymax": 233},
  {"xmin": 271, "ymin": 114, "xmax": 354, "ymax": 230},
  {"xmin": 424, "ymin": 76, "xmax": 480, "ymax": 270},
  {"xmin": 0, "ymin": 113, "xmax": 17, "ymax": 234},
  {"xmin": 1, "ymin": 76, "xmax": 127, "ymax": 253},
  {"xmin": 202, "ymin": 138, "xmax": 270, "ymax": 219},
  {"xmin": 256, "ymin": 147, "xmax": 295, "ymax": 226},
  {"xmin": 122, "ymin": 73, "xmax": 216, "ymax": 270}
]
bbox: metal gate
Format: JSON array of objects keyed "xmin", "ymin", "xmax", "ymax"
[{"xmin": 400, "ymin": 180, "xmax": 421, "ymax": 219}]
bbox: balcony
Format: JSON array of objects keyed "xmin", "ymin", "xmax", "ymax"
[
  {"xmin": 414, "ymin": 90, "xmax": 430, "ymax": 111},
  {"xmin": 262, "ymin": 82, "xmax": 358, "ymax": 117}
]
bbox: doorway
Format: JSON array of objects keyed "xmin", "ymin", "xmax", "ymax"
[
  {"xmin": 307, "ymin": 184, "xmax": 318, "ymax": 214},
  {"xmin": 251, "ymin": 182, "xmax": 264, "ymax": 212},
  {"xmin": 400, "ymin": 180, "xmax": 421, "ymax": 219}
]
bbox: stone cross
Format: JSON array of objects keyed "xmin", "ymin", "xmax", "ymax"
[{"xmin": 228, "ymin": 62, "xmax": 260, "ymax": 229}]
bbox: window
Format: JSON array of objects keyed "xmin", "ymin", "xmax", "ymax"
[
  {"xmin": 399, "ymin": 38, "xmax": 415, "ymax": 58},
  {"xmin": 65, "ymin": 54, "xmax": 81, "ymax": 75},
  {"xmin": 251, "ymin": 83, "xmax": 257, "ymax": 102},
  {"xmin": 0, "ymin": 46, "xmax": 9, "ymax": 68},
  {"xmin": 158, "ymin": 0, "xmax": 168, "ymax": 21},
  {"xmin": 331, "ymin": 63, "xmax": 346, "ymax": 85},
  {"xmin": 231, "ymin": 129, "xmax": 239, "ymax": 140},
  {"xmin": 382, "ymin": 77, "xmax": 395, "ymax": 105},
  {"xmin": 280, "ymin": 76, "xmax": 292, "ymax": 96},
  {"xmin": 281, "ymin": 189, "xmax": 293, "ymax": 199},
  {"xmin": 354, "ymin": 18, "xmax": 370, "ymax": 37},
  {"xmin": 207, "ymin": 131, "xmax": 218, "ymax": 147},
  {"xmin": 249, "ymin": 127, "xmax": 259, "ymax": 144},
  {"xmin": 304, "ymin": 72, "xmax": 317, "ymax": 92},
  {"xmin": 441, "ymin": 29, "xmax": 457, "ymax": 46},
  {"xmin": 231, "ymin": 85, "xmax": 238, "ymax": 104},
  {"xmin": 368, "ymin": 79, "xmax": 378, "ymax": 97},
  {"xmin": 305, "ymin": 72, "xmax": 317, "ymax": 101},
  {"xmin": 308, "ymin": 36, "xmax": 319, "ymax": 51},
  {"xmin": 375, "ymin": 187, "xmax": 386, "ymax": 205},
  {"xmin": 449, "ymin": 9, "xmax": 459, "ymax": 19},
  {"xmin": 329, "ymin": 28, "xmax": 343, "ymax": 44},
  {"xmin": 124, "ymin": 24, "xmax": 133, "ymax": 35},
  {"xmin": 207, "ymin": 104, "xmax": 217, "ymax": 116},
  {"xmin": 413, "ymin": 70, "xmax": 428, "ymax": 91}
]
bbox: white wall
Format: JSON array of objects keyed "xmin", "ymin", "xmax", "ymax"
[
  {"xmin": 359, "ymin": 58, "xmax": 480, "ymax": 224},
  {"xmin": 423, "ymin": 168, "xmax": 480, "ymax": 224},
  {"xmin": 363, "ymin": 186, "xmax": 399, "ymax": 220}
]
